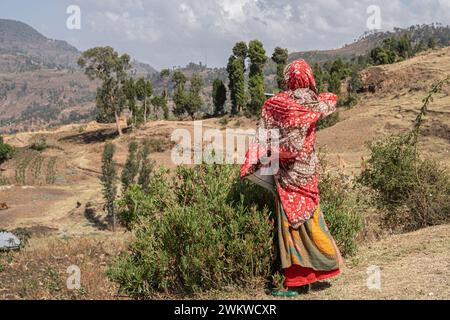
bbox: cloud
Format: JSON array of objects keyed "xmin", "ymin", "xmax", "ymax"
[{"xmin": 71, "ymin": 0, "xmax": 450, "ymax": 69}]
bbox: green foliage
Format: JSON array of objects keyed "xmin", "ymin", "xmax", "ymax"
[
  {"xmin": 110, "ymin": 164, "xmax": 274, "ymax": 296},
  {"xmin": 327, "ymin": 72, "xmax": 341, "ymax": 94},
  {"xmin": 121, "ymin": 141, "xmax": 139, "ymax": 193},
  {"xmin": 359, "ymin": 134, "xmax": 418, "ymax": 206},
  {"xmin": 227, "ymin": 43, "xmax": 247, "ymax": 115},
  {"xmin": 247, "ymin": 40, "xmax": 267, "ymax": 115},
  {"xmin": 271, "ymin": 47, "xmax": 289, "ymax": 90},
  {"xmin": 78, "ymin": 46, "xmax": 131, "ymax": 134},
  {"xmin": 359, "ymin": 77, "xmax": 450, "ymax": 231},
  {"xmin": 135, "ymin": 77, "xmax": 153, "ymax": 122},
  {"xmin": 212, "ymin": 78, "xmax": 227, "ymax": 115},
  {"xmin": 370, "ymin": 46, "xmax": 396, "ymax": 65},
  {"xmin": 172, "ymin": 72, "xmax": 203, "ymax": 119},
  {"xmin": 319, "ymin": 169, "xmax": 364, "ymax": 257},
  {"xmin": 370, "ymin": 35, "xmax": 414, "ymax": 66},
  {"xmin": 137, "ymin": 139, "xmax": 155, "ymax": 193},
  {"xmin": 101, "ymin": 143, "xmax": 118, "ymax": 231},
  {"xmin": 313, "ymin": 63, "xmax": 326, "ymax": 93},
  {"xmin": 152, "ymin": 95, "xmax": 169, "ymax": 120},
  {"xmin": 317, "ymin": 112, "xmax": 340, "ymax": 130},
  {"xmin": 0, "ymin": 136, "xmax": 14, "ymax": 164}
]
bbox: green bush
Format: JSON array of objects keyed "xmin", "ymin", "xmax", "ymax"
[
  {"xmin": 0, "ymin": 136, "xmax": 14, "ymax": 164},
  {"xmin": 319, "ymin": 168, "xmax": 364, "ymax": 256},
  {"xmin": 404, "ymin": 158, "xmax": 450, "ymax": 230},
  {"xmin": 359, "ymin": 134, "xmax": 417, "ymax": 206},
  {"xmin": 359, "ymin": 133, "xmax": 450, "ymax": 231},
  {"xmin": 111, "ymin": 159, "xmax": 364, "ymax": 296},
  {"xmin": 110, "ymin": 164, "xmax": 274, "ymax": 297},
  {"xmin": 317, "ymin": 112, "xmax": 340, "ymax": 131}
]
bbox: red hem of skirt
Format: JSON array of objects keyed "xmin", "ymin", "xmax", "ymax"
[{"xmin": 283, "ymin": 265, "xmax": 341, "ymax": 287}]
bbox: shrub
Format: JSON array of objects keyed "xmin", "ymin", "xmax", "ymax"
[
  {"xmin": 121, "ymin": 141, "xmax": 139, "ymax": 193},
  {"xmin": 359, "ymin": 77, "xmax": 450, "ymax": 231},
  {"xmin": 101, "ymin": 143, "xmax": 118, "ymax": 231},
  {"xmin": 317, "ymin": 112, "xmax": 340, "ymax": 130},
  {"xmin": 319, "ymin": 165, "xmax": 364, "ymax": 256},
  {"xmin": 404, "ymin": 158, "xmax": 450, "ymax": 230},
  {"xmin": 29, "ymin": 137, "xmax": 49, "ymax": 151},
  {"xmin": 0, "ymin": 136, "xmax": 14, "ymax": 164},
  {"xmin": 109, "ymin": 164, "xmax": 274, "ymax": 297},
  {"xmin": 359, "ymin": 133, "xmax": 450, "ymax": 231},
  {"xmin": 358, "ymin": 134, "xmax": 417, "ymax": 206}
]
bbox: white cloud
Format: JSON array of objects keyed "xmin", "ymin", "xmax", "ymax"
[{"xmin": 72, "ymin": 0, "xmax": 450, "ymax": 69}]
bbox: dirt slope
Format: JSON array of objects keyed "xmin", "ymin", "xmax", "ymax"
[{"xmin": 317, "ymin": 47, "xmax": 450, "ymax": 174}]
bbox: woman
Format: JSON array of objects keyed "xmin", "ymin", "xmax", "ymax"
[{"xmin": 241, "ymin": 59, "xmax": 342, "ymax": 296}]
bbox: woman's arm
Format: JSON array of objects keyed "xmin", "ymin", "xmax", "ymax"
[{"xmin": 316, "ymin": 92, "xmax": 338, "ymax": 119}]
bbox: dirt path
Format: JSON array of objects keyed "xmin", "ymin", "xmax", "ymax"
[{"xmin": 210, "ymin": 224, "xmax": 450, "ymax": 300}]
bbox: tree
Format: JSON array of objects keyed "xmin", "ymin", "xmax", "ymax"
[
  {"xmin": 78, "ymin": 47, "xmax": 131, "ymax": 135},
  {"xmin": 101, "ymin": 143, "xmax": 118, "ymax": 231},
  {"xmin": 152, "ymin": 95, "xmax": 169, "ymax": 120},
  {"xmin": 313, "ymin": 63, "xmax": 326, "ymax": 93},
  {"xmin": 172, "ymin": 70, "xmax": 188, "ymax": 118},
  {"xmin": 138, "ymin": 139, "xmax": 154, "ymax": 193},
  {"xmin": 370, "ymin": 46, "xmax": 395, "ymax": 65},
  {"xmin": 160, "ymin": 69, "xmax": 171, "ymax": 97},
  {"xmin": 124, "ymin": 78, "xmax": 138, "ymax": 127},
  {"xmin": 227, "ymin": 42, "xmax": 248, "ymax": 115},
  {"xmin": 428, "ymin": 37, "xmax": 437, "ymax": 49},
  {"xmin": 185, "ymin": 73, "xmax": 204, "ymax": 119},
  {"xmin": 328, "ymin": 72, "xmax": 341, "ymax": 94},
  {"xmin": 271, "ymin": 47, "xmax": 289, "ymax": 90},
  {"xmin": 0, "ymin": 136, "xmax": 13, "ymax": 165},
  {"xmin": 135, "ymin": 78, "xmax": 153, "ymax": 123},
  {"xmin": 160, "ymin": 69, "xmax": 171, "ymax": 118},
  {"xmin": 121, "ymin": 141, "xmax": 139, "ymax": 192},
  {"xmin": 212, "ymin": 78, "xmax": 227, "ymax": 115},
  {"xmin": 172, "ymin": 72, "xmax": 203, "ymax": 119},
  {"xmin": 247, "ymin": 40, "xmax": 267, "ymax": 115},
  {"xmin": 396, "ymin": 34, "xmax": 413, "ymax": 59}
]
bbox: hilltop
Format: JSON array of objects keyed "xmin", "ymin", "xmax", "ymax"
[{"xmin": 288, "ymin": 24, "xmax": 450, "ymax": 64}]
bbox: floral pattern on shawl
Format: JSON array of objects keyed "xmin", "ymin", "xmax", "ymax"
[{"xmin": 241, "ymin": 60, "xmax": 337, "ymax": 228}]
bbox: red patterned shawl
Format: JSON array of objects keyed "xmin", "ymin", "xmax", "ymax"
[{"xmin": 241, "ymin": 60, "xmax": 337, "ymax": 228}]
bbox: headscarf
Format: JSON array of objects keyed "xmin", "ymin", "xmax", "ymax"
[{"xmin": 283, "ymin": 59, "xmax": 318, "ymax": 93}]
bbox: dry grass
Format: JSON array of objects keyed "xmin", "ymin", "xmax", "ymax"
[{"xmin": 0, "ymin": 234, "xmax": 129, "ymax": 300}]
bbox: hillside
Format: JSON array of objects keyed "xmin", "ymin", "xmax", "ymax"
[
  {"xmin": 0, "ymin": 19, "xmax": 157, "ymax": 133},
  {"xmin": 317, "ymin": 47, "xmax": 450, "ymax": 173},
  {"xmin": 288, "ymin": 24, "xmax": 450, "ymax": 65}
]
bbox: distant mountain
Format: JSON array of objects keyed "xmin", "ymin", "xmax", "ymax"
[
  {"xmin": 288, "ymin": 24, "xmax": 450, "ymax": 64},
  {"xmin": 0, "ymin": 19, "xmax": 158, "ymax": 74},
  {"xmin": 0, "ymin": 19, "xmax": 158, "ymax": 133}
]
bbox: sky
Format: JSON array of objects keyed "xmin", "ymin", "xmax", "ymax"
[{"xmin": 0, "ymin": 0, "xmax": 449, "ymax": 70}]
